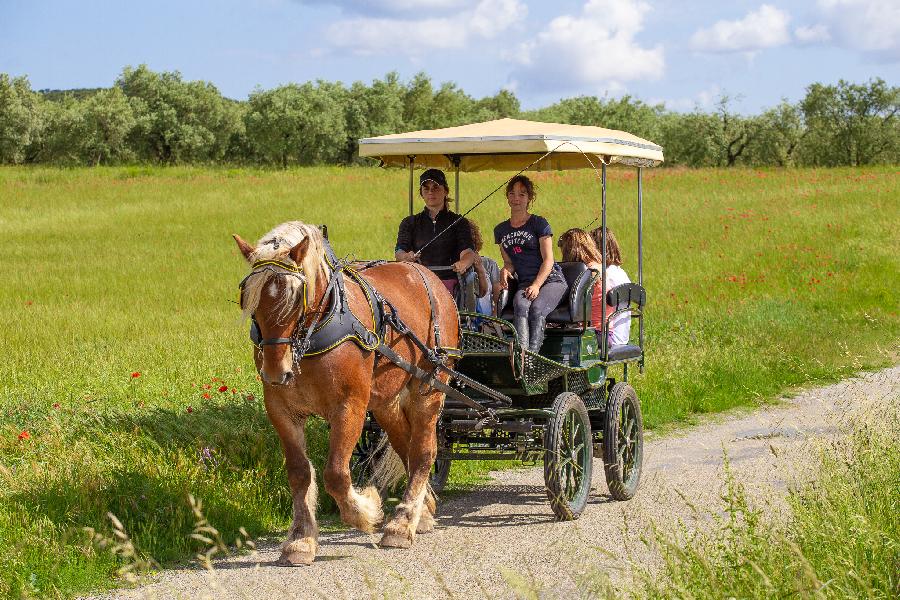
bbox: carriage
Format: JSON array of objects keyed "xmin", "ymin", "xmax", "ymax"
[{"xmin": 351, "ymin": 118, "xmax": 663, "ymax": 520}]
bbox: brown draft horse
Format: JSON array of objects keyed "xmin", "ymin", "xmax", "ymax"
[{"xmin": 233, "ymin": 221, "xmax": 458, "ymax": 565}]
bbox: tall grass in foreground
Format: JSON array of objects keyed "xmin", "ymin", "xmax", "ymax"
[
  {"xmin": 0, "ymin": 165, "xmax": 897, "ymax": 597},
  {"xmin": 636, "ymin": 394, "xmax": 899, "ymax": 599}
]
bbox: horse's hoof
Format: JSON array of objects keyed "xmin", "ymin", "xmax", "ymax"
[
  {"xmin": 416, "ymin": 513, "xmax": 435, "ymax": 534},
  {"xmin": 277, "ymin": 550, "xmax": 315, "ymax": 566},
  {"xmin": 379, "ymin": 531, "xmax": 412, "ymax": 549},
  {"xmin": 278, "ymin": 538, "xmax": 316, "ymax": 565}
]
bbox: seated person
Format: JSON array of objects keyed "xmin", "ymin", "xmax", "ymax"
[
  {"xmin": 466, "ymin": 219, "xmax": 499, "ymax": 316},
  {"xmin": 558, "ymin": 227, "xmax": 631, "ymax": 346},
  {"xmin": 395, "ymin": 168, "xmax": 477, "ymax": 294},
  {"xmin": 495, "ymin": 175, "xmax": 567, "ymax": 353}
]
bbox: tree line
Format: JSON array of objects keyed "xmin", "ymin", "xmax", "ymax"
[{"xmin": 1, "ymin": 65, "xmax": 897, "ymax": 168}]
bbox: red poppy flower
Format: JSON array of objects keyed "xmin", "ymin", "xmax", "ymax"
[
  {"xmin": 202, "ymin": 392, "xmax": 211, "ymax": 400},
  {"xmin": 18, "ymin": 430, "xmax": 30, "ymax": 441},
  {"xmin": 131, "ymin": 372, "xmax": 141, "ymax": 379},
  {"xmin": 187, "ymin": 406, "xmax": 194, "ymax": 413},
  {"xmin": 218, "ymin": 385, "xmax": 228, "ymax": 393},
  {"xmin": 246, "ymin": 393, "xmax": 256, "ymax": 401},
  {"xmin": 25, "ymin": 300, "xmax": 33, "ymax": 306},
  {"xmin": 52, "ymin": 402, "xmax": 60, "ymax": 410},
  {"xmin": 203, "ymin": 384, "xmax": 211, "ymax": 390}
]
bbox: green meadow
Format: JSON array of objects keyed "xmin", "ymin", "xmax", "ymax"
[{"xmin": 0, "ymin": 165, "xmax": 897, "ymax": 598}]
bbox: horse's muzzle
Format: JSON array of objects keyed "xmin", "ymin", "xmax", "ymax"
[{"xmin": 260, "ymin": 369, "xmax": 294, "ymax": 386}]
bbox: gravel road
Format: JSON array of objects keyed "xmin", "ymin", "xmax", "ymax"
[{"xmin": 94, "ymin": 367, "xmax": 899, "ymax": 600}]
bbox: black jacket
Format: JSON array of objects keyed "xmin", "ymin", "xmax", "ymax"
[{"xmin": 395, "ymin": 207, "xmax": 474, "ymax": 280}]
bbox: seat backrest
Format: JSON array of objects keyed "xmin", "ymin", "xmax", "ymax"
[
  {"xmin": 605, "ymin": 283, "xmax": 646, "ymax": 311},
  {"xmin": 557, "ymin": 262, "xmax": 592, "ymax": 321}
]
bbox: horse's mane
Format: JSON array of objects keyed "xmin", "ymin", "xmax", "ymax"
[{"xmin": 241, "ymin": 221, "xmax": 327, "ymax": 322}]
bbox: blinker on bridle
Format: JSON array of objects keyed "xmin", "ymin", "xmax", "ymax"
[{"xmin": 238, "ymin": 258, "xmax": 309, "ymax": 348}]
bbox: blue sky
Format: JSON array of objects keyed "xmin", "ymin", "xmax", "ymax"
[{"xmin": 1, "ymin": 0, "xmax": 897, "ymax": 113}]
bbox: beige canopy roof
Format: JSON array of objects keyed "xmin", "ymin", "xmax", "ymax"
[{"xmin": 358, "ymin": 118, "xmax": 663, "ymax": 172}]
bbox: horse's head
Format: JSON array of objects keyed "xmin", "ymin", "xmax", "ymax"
[{"xmin": 234, "ymin": 222, "xmax": 324, "ymax": 386}]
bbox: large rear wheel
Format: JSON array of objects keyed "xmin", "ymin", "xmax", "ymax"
[
  {"xmin": 543, "ymin": 392, "xmax": 593, "ymax": 520},
  {"xmin": 602, "ymin": 383, "xmax": 644, "ymax": 500}
]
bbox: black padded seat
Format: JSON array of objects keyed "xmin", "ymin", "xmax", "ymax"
[
  {"xmin": 546, "ymin": 262, "xmax": 594, "ymax": 324},
  {"xmin": 607, "ymin": 344, "xmax": 642, "ymax": 361}
]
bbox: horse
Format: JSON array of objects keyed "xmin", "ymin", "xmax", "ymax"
[{"xmin": 233, "ymin": 221, "xmax": 459, "ymax": 565}]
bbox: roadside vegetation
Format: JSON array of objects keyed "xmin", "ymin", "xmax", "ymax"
[
  {"xmin": 634, "ymin": 389, "xmax": 899, "ymax": 599},
  {"xmin": 0, "ymin": 166, "xmax": 897, "ymax": 597}
]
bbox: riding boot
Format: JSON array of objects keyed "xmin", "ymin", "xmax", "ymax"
[
  {"xmin": 513, "ymin": 316, "xmax": 529, "ymax": 352},
  {"xmin": 528, "ymin": 315, "xmax": 547, "ymax": 354}
]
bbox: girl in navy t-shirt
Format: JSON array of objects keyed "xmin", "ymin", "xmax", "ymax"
[{"xmin": 494, "ymin": 175, "xmax": 567, "ymax": 353}]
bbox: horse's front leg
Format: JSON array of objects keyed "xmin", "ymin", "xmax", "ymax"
[
  {"xmin": 380, "ymin": 383, "xmax": 443, "ymax": 548},
  {"xmin": 323, "ymin": 399, "xmax": 384, "ymax": 533},
  {"xmin": 265, "ymin": 402, "xmax": 319, "ymax": 566}
]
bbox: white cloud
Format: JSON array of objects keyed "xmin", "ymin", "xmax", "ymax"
[
  {"xmin": 509, "ymin": 0, "xmax": 664, "ymax": 93},
  {"xmin": 815, "ymin": 0, "xmax": 900, "ymax": 59},
  {"xmin": 325, "ymin": 0, "xmax": 526, "ymax": 56},
  {"xmin": 689, "ymin": 4, "xmax": 791, "ymax": 53},
  {"xmin": 794, "ymin": 24, "xmax": 831, "ymax": 44}
]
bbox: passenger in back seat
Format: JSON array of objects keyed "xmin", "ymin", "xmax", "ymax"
[{"xmin": 558, "ymin": 228, "xmax": 631, "ymax": 347}]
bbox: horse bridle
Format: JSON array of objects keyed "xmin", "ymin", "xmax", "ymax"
[{"xmin": 238, "ymin": 259, "xmax": 308, "ymax": 348}]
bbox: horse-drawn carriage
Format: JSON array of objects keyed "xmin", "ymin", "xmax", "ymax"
[
  {"xmin": 234, "ymin": 118, "xmax": 662, "ymax": 564},
  {"xmin": 354, "ymin": 119, "xmax": 661, "ymax": 520}
]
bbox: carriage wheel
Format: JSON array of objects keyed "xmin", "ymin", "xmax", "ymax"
[
  {"xmin": 429, "ymin": 458, "xmax": 451, "ymax": 493},
  {"xmin": 543, "ymin": 392, "xmax": 593, "ymax": 521},
  {"xmin": 350, "ymin": 425, "xmax": 385, "ymax": 488},
  {"xmin": 602, "ymin": 383, "xmax": 644, "ymax": 500}
]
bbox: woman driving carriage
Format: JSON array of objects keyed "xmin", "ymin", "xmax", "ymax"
[
  {"xmin": 558, "ymin": 227, "xmax": 632, "ymax": 347},
  {"xmin": 494, "ymin": 175, "xmax": 567, "ymax": 353},
  {"xmin": 395, "ymin": 168, "xmax": 477, "ymax": 294}
]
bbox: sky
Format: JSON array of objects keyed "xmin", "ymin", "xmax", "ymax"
[{"xmin": 1, "ymin": 0, "xmax": 898, "ymax": 113}]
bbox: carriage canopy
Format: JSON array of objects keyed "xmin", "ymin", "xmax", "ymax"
[{"xmin": 357, "ymin": 117, "xmax": 664, "ymax": 172}]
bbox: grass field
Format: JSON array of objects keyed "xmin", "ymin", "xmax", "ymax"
[{"xmin": 0, "ymin": 165, "xmax": 897, "ymax": 598}]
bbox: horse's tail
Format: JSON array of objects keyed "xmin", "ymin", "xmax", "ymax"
[{"xmin": 370, "ymin": 434, "xmax": 407, "ymax": 493}]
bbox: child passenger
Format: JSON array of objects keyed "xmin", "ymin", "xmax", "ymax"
[
  {"xmin": 466, "ymin": 219, "xmax": 500, "ymax": 316},
  {"xmin": 558, "ymin": 228, "xmax": 631, "ymax": 347}
]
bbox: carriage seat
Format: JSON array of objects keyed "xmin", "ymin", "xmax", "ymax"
[
  {"xmin": 606, "ymin": 344, "xmax": 642, "ymax": 361},
  {"xmin": 546, "ymin": 262, "xmax": 595, "ymax": 325},
  {"xmin": 496, "ymin": 262, "xmax": 595, "ymax": 326}
]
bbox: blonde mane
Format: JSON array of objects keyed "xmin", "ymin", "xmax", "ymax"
[{"xmin": 240, "ymin": 222, "xmax": 327, "ymax": 322}]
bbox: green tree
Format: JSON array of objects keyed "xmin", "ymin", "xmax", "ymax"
[
  {"xmin": 747, "ymin": 100, "xmax": 805, "ymax": 167},
  {"xmin": 799, "ymin": 78, "xmax": 899, "ymax": 166},
  {"xmin": 341, "ymin": 73, "xmax": 405, "ymax": 163},
  {"xmin": 244, "ymin": 82, "xmax": 346, "ymax": 167},
  {"xmin": 658, "ymin": 111, "xmax": 720, "ymax": 167},
  {"xmin": 0, "ymin": 74, "xmax": 46, "ymax": 164},
  {"xmin": 402, "ymin": 72, "xmax": 435, "ymax": 131},
  {"xmin": 117, "ymin": 65, "xmax": 239, "ymax": 163}
]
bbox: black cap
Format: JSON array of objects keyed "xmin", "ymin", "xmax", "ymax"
[{"xmin": 420, "ymin": 168, "xmax": 448, "ymax": 188}]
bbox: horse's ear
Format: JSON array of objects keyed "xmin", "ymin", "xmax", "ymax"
[
  {"xmin": 289, "ymin": 238, "xmax": 310, "ymax": 265},
  {"xmin": 233, "ymin": 234, "xmax": 255, "ymax": 262}
]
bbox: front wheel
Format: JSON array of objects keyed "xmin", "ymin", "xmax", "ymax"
[
  {"xmin": 543, "ymin": 392, "xmax": 593, "ymax": 520},
  {"xmin": 602, "ymin": 383, "xmax": 644, "ymax": 500}
]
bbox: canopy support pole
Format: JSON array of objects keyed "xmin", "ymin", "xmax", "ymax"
[
  {"xmin": 451, "ymin": 155, "xmax": 461, "ymax": 213},
  {"xmin": 601, "ymin": 162, "xmax": 608, "ymax": 360},
  {"xmin": 408, "ymin": 156, "xmax": 415, "ymax": 216},
  {"xmin": 637, "ymin": 167, "xmax": 643, "ymax": 286},
  {"xmin": 638, "ymin": 166, "xmax": 644, "ymax": 371}
]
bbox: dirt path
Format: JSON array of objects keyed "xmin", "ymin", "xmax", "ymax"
[{"xmin": 96, "ymin": 367, "xmax": 899, "ymax": 600}]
